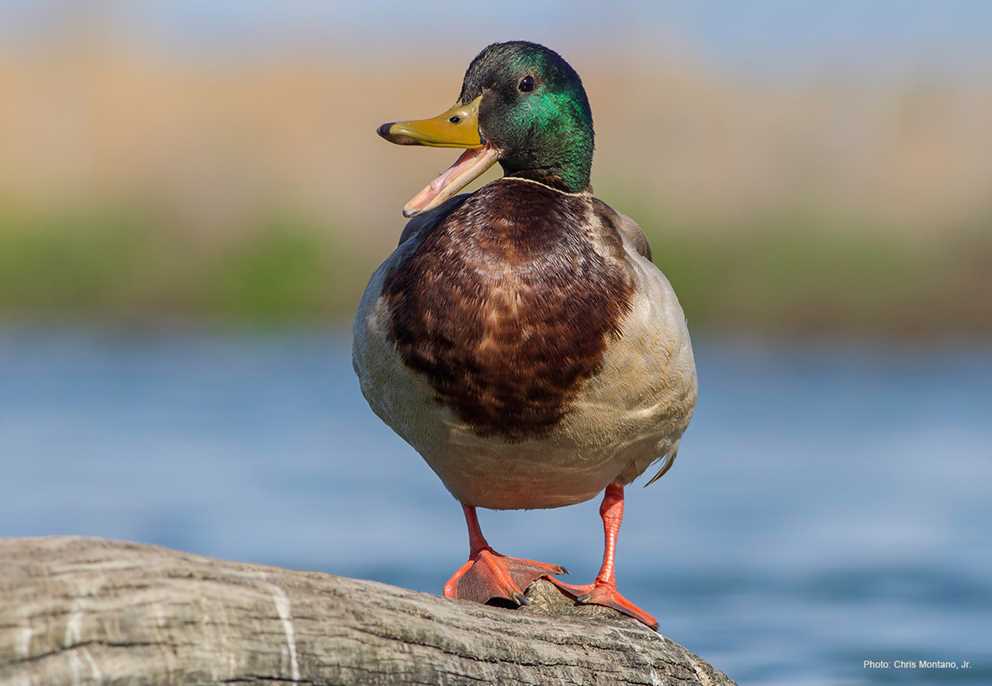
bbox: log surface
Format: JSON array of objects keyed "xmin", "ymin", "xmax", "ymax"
[{"xmin": 0, "ymin": 537, "xmax": 734, "ymax": 685}]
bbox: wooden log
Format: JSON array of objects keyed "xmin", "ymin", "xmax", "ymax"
[{"xmin": 0, "ymin": 537, "xmax": 735, "ymax": 685}]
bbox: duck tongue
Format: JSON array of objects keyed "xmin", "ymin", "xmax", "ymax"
[{"xmin": 403, "ymin": 145, "xmax": 499, "ymax": 218}]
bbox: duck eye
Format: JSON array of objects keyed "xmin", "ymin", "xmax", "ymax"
[
  {"xmin": 449, "ymin": 115, "xmax": 461, "ymax": 124},
  {"xmin": 518, "ymin": 75, "xmax": 535, "ymax": 93}
]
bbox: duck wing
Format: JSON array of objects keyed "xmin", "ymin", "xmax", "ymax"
[
  {"xmin": 396, "ymin": 194, "xmax": 471, "ymax": 247},
  {"xmin": 615, "ymin": 211, "xmax": 653, "ymax": 263}
]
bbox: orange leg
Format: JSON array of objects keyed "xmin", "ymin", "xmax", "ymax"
[
  {"xmin": 443, "ymin": 505, "xmax": 566, "ymax": 605},
  {"xmin": 551, "ymin": 482, "xmax": 658, "ymax": 629}
]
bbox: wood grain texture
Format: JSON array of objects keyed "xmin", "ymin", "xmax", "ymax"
[{"xmin": 0, "ymin": 537, "xmax": 735, "ymax": 686}]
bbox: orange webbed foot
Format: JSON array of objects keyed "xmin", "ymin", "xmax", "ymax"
[
  {"xmin": 444, "ymin": 548, "xmax": 567, "ymax": 605},
  {"xmin": 550, "ymin": 578, "xmax": 659, "ymax": 630}
]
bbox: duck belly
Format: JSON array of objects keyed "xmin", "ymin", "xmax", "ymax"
[{"xmin": 353, "ymin": 268, "xmax": 697, "ymax": 510}]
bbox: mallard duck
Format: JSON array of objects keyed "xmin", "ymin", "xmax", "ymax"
[{"xmin": 353, "ymin": 41, "xmax": 697, "ymax": 630}]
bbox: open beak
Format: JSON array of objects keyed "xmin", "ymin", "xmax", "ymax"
[{"xmin": 377, "ymin": 95, "xmax": 499, "ymax": 217}]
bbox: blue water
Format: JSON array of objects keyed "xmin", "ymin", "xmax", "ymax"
[{"xmin": 1, "ymin": 328, "xmax": 989, "ymax": 685}]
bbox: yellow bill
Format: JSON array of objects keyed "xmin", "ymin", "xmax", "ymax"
[{"xmin": 377, "ymin": 95, "xmax": 499, "ymax": 217}]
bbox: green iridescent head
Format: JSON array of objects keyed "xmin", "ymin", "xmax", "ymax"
[
  {"xmin": 377, "ymin": 41, "xmax": 594, "ymax": 216},
  {"xmin": 459, "ymin": 41, "xmax": 594, "ymax": 193}
]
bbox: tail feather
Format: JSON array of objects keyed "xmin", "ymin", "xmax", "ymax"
[{"xmin": 643, "ymin": 445, "xmax": 679, "ymax": 487}]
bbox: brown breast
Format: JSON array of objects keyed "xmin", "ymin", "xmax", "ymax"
[{"xmin": 382, "ymin": 179, "xmax": 633, "ymax": 441}]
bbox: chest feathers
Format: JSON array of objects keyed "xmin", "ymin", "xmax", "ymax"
[{"xmin": 382, "ymin": 180, "xmax": 634, "ymax": 441}]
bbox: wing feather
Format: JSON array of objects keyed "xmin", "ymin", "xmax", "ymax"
[{"xmin": 616, "ymin": 212, "xmax": 653, "ymax": 262}]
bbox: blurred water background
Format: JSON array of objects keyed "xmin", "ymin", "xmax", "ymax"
[{"xmin": 1, "ymin": 3, "xmax": 990, "ymax": 685}]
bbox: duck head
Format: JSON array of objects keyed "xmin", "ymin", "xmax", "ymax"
[{"xmin": 378, "ymin": 41, "xmax": 594, "ymax": 217}]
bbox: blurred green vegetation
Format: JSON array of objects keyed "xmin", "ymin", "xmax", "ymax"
[
  {"xmin": 0, "ymin": 202, "xmax": 987, "ymax": 337},
  {"xmin": 0, "ymin": 206, "xmax": 371, "ymax": 327},
  {"xmin": 2, "ymin": 34, "xmax": 989, "ymax": 338},
  {"xmin": 642, "ymin": 207, "xmax": 991, "ymax": 338}
]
